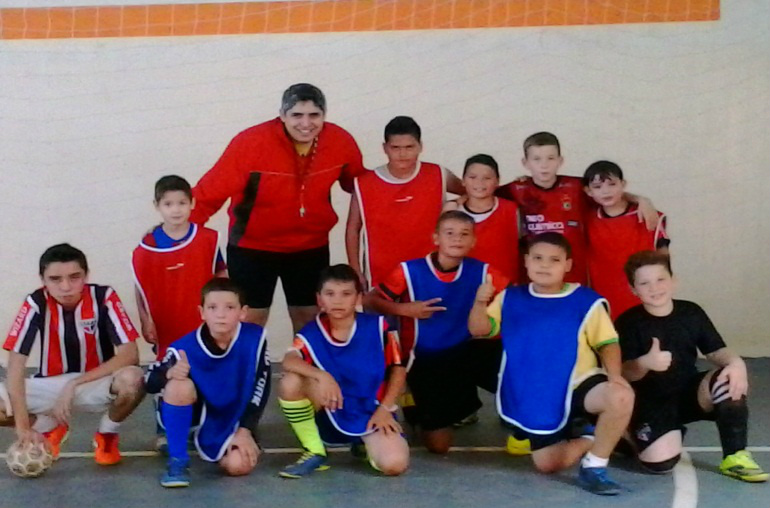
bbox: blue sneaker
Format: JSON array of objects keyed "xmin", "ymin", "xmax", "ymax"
[
  {"xmin": 578, "ymin": 466, "xmax": 621, "ymax": 496},
  {"xmin": 160, "ymin": 457, "xmax": 190, "ymax": 488},
  {"xmin": 279, "ymin": 452, "xmax": 329, "ymax": 479}
]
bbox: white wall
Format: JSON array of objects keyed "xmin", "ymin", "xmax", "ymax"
[{"xmin": 1, "ymin": 0, "xmax": 768, "ymax": 364}]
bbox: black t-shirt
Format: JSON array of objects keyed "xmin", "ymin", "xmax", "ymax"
[{"xmin": 615, "ymin": 300, "xmax": 726, "ymax": 397}]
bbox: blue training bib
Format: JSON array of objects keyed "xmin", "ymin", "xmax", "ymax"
[
  {"xmin": 297, "ymin": 313, "xmax": 386, "ymax": 436},
  {"xmin": 403, "ymin": 256, "xmax": 487, "ymax": 358},
  {"xmin": 170, "ymin": 322, "xmax": 267, "ymax": 461},
  {"xmin": 496, "ymin": 284, "xmax": 604, "ymax": 434}
]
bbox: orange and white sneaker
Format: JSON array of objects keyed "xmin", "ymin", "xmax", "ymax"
[
  {"xmin": 43, "ymin": 424, "xmax": 70, "ymax": 461},
  {"xmin": 93, "ymin": 432, "xmax": 121, "ymax": 466}
]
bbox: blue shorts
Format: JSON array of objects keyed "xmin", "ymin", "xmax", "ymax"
[{"xmin": 315, "ymin": 410, "xmax": 364, "ymax": 447}]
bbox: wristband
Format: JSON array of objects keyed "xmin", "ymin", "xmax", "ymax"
[{"xmin": 380, "ymin": 403, "xmax": 398, "ymax": 413}]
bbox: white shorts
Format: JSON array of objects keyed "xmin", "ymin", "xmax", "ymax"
[{"xmin": 0, "ymin": 372, "xmax": 116, "ymax": 417}]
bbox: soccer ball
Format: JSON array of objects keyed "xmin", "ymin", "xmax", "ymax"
[{"xmin": 5, "ymin": 440, "xmax": 53, "ymax": 478}]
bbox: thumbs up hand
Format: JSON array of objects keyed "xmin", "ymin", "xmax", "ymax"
[
  {"xmin": 167, "ymin": 349, "xmax": 191, "ymax": 380},
  {"xmin": 475, "ymin": 274, "xmax": 496, "ymax": 305},
  {"xmin": 642, "ymin": 337, "xmax": 672, "ymax": 372}
]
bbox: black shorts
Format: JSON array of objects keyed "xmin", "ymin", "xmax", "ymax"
[
  {"xmin": 227, "ymin": 244, "xmax": 330, "ymax": 308},
  {"xmin": 406, "ymin": 339, "xmax": 502, "ymax": 432},
  {"xmin": 631, "ymin": 371, "xmax": 714, "ymax": 452},
  {"xmin": 511, "ymin": 374, "xmax": 607, "ymax": 451}
]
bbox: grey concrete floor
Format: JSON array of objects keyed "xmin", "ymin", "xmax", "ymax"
[{"xmin": 0, "ymin": 359, "xmax": 768, "ymax": 508}]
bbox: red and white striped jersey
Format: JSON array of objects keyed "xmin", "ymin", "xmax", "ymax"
[{"xmin": 3, "ymin": 285, "xmax": 138, "ymax": 377}]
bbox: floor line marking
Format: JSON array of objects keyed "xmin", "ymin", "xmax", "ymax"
[
  {"xmin": 672, "ymin": 450, "xmax": 698, "ymax": 508},
  {"xmin": 2, "ymin": 445, "xmax": 768, "ymax": 459}
]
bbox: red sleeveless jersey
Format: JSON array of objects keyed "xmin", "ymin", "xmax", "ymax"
[
  {"xmin": 132, "ymin": 225, "xmax": 220, "ymax": 358},
  {"xmin": 497, "ymin": 175, "xmax": 588, "ymax": 284},
  {"xmin": 467, "ymin": 198, "xmax": 521, "ymax": 282},
  {"xmin": 586, "ymin": 207, "xmax": 668, "ymax": 319},
  {"xmin": 355, "ymin": 163, "xmax": 445, "ymax": 287}
]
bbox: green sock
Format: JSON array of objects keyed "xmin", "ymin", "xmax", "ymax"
[{"xmin": 279, "ymin": 398, "xmax": 326, "ymax": 456}]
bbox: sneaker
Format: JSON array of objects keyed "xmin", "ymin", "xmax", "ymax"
[
  {"xmin": 160, "ymin": 457, "xmax": 190, "ymax": 488},
  {"xmin": 505, "ymin": 435, "xmax": 532, "ymax": 456},
  {"xmin": 93, "ymin": 432, "xmax": 121, "ymax": 466},
  {"xmin": 155, "ymin": 434, "xmax": 169, "ymax": 457},
  {"xmin": 43, "ymin": 424, "xmax": 69, "ymax": 461},
  {"xmin": 578, "ymin": 465, "xmax": 622, "ymax": 496},
  {"xmin": 719, "ymin": 450, "xmax": 769, "ymax": 483},
  {"xmin": 279, "ymin": 452, "xmax": 329, "ymax": 479},
  {"xmin": 453, "ymin": 412, "xmax": 480, "ymax": 428}
]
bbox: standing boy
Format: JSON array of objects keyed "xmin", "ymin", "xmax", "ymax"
[
  {"xmin": 278, "ymin": 264, "xmax": 409, "ymax": 478},
  {"xmin": 366, "ymin": 211, "xmax": 508, "ymax": 453},
  {"xmin": 496, "ymin": 132, "xmax": 658, "ymax": 284},
  {"xmin": 617, "ymin": 251, "xmax": 767, "ymax": 482},
  {"xmin": 583, "ymin": 161, "xmax": 669, "ymax": 319},
  {"xmin": 133, "ymin": 174, "xmax": 227, "ymax": 360},
  {"xmin": 145, "ymin": 278, "xmax": 271, "ymax": 488},
  {"xmin": 469, "ymin": 233, "xmax": 634, "ymax": 496},
  {"xmin": 1, "ymin": 244, "xmax": 145, "ymax": 465},
  {"xmin": 346, "ymin": 116, "xmax": 464, "ymax": 288}
]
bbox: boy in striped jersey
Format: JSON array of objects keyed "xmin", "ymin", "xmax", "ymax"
[{"xmin": 0, "ymin": 244, "xmax": 145, "ymax": 466}]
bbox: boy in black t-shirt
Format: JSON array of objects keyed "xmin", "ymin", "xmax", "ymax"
[{"xmin": 616, "ymin": 251, "xmax": 767, "ymax": 482}]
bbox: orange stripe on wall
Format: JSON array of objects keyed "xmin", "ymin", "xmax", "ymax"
[{"xmin": 0, "ymin": 0, "xmax": 720, "ymax": 40}]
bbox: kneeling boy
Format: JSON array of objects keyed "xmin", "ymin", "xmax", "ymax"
[
  {"xmin": 617, "ymin": 251, "xmax": 767, "ymax": 482},
  {"xmin": 146, "ymin": 278, "xmax": 270, "ymax": 487},
  {"xmin": 279, "ymin": 264, "xmax": 409, "ymax": 478},
  {"xmin": 1, "ymin": 244, "xmax": 145, "ymax": 466},
  {"xmin": 469, "ymin": 233, "xmax": 634, "ymax": 496}
]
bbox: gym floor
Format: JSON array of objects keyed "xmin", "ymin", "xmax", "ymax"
[{"xmin": 1, "ymin": 359, "xmax": 768, "ymax": 508}]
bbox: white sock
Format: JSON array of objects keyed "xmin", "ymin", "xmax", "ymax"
[
  {"xmin": 98, "ymin": 414, "xmax": 121, "ymax": 434},
  {"xmin": 581, "ymin": 452, "xmax": 609, "ymax": 469},
  {"xmin": 32, "ymin": 414, "xmax": 58, "ymax": 433}
]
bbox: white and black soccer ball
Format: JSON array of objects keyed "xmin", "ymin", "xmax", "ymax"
[{"xmin": 5, "ymin": 440, "xmax": 53, "ymax": 478}]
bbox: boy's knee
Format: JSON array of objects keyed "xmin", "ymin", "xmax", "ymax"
[
  {"xmin": 640, "ymin": 454, "xmax": 680, "ymax": 474},
  {"xmin": 221, "ymin": 453, "xmax": 255, "ymax": 477},
  {"xmin": 532, "ymin": 455, "xmax": 561, "ymax": 474},
  {"xmin": 164, "ymin": 378, "xmax": 197, "ymax": 405},
  {"xmin": 112, "ymin": 366, "xmax": 145, "ymax": 397},
  {"xmin": 373, "ymin": 451, "xmax": 409, "ymax": 476},
  {"xmin": 278, "ymin": 372, "xmax": 306, "ymax": 400},
  {"xmin": 606, "ymin": 382, "xmax": 634, "ymax": 413},
  {"xmin": 422, "ymin": 430, "xmax": 452, "ymax": 455}
]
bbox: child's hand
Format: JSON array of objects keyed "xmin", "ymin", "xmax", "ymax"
[
  {"xmin": 717, "ymin": 359, "xmax": 748, "ymax": 401},
  {"xmin": 367, "ymin": 406, "xmax": 402, "ymax": 435},
  {"xmin": 167, "ymin": 350, "xmax": 191, "ymax": 380},
  {"xmin": 642, "ymin": 337, "xmax": 672, "ymax": 372},
  {"xmin": 402, "ymin": 298, "xmax": 447, "ymax": 319},
  {"xmin": 316, "ymin": 372, "xmax": 343, "ymax": 412},
  {"xmin": 475, "ymin": 274, "xmax": 496, "ymax": 304},
  {"xmin": 636, "ymin": 197, "xmax": 659, "ymax": 231},
  {"xmin": 142, "ymin": 321, "xmax": 158, "ymax": 345}
]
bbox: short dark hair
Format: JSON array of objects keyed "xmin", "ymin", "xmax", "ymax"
[
  {"xmin": 280, "ymin": 83, "xmax": 326, "ymax": 114},
  {"xmin": 436, "ymin": 210, "xmax": 475, "ymax": 232},
  {"xmin": 154, "ymin": 175, "xmax": 192, "ymax": 202},
  {"xmin": 624, "ymin": 250, "xmax": 673, "ymax": 286},
  {"xmin": 523, "ymin": 131, "xmax": 561, "ymax": 157},
  {"xmin": 525, "ymin": 232, "xmax": 572, "ymax": 259},
  {"xmin": 583, "ymin": 160, "xmax": 624, "ymax": 186},
  {"xmin": 384, "ymin": 116, "xmax": 421, "ymax": 143},
  {"xmin": 317, "ymin": 264, "xmax": 363, "ymax": 294},
  {"xmin": 463, "ymin": 153, "xmax": 499, "ymax": 178},
  {"xmin": 201, "ymin": 277, "xmax": 245, "ymax": 306},
  {"xmin": 39, "ymin": 243, "xmax": 88, "ymax": 276}
]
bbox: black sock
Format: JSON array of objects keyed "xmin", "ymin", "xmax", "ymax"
[{"xmin": 713, "ymin": 396, "xmax": 748, "ymax": 458}]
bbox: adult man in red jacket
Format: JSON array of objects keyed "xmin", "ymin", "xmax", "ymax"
[{"xmin": 191, "ymin": 84, "xmax": 366, "ymax": 331}]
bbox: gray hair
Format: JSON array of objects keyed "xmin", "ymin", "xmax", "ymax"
[{"xmin": 280, "ymin": 83, "xmax": 326, "ymax": 114}]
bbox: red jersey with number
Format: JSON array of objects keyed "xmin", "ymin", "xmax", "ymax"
[
  {"xmin": 586, "ymin": 206, "xmax": 668, "ymax": 319},
  {"xmin": 354, "ymin": 163, "xmax": 445, "ymax": 287},
  {"xmin": 132, "ymin": 224, "xmax": 220, "ymax": 358},
  {"xmin": 497, "ymin": 175, "xmax": 588, "ymax": 284},
  {"xmin": 463, "ymin": 198, "xmax": 521, "ymax": 282}
]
